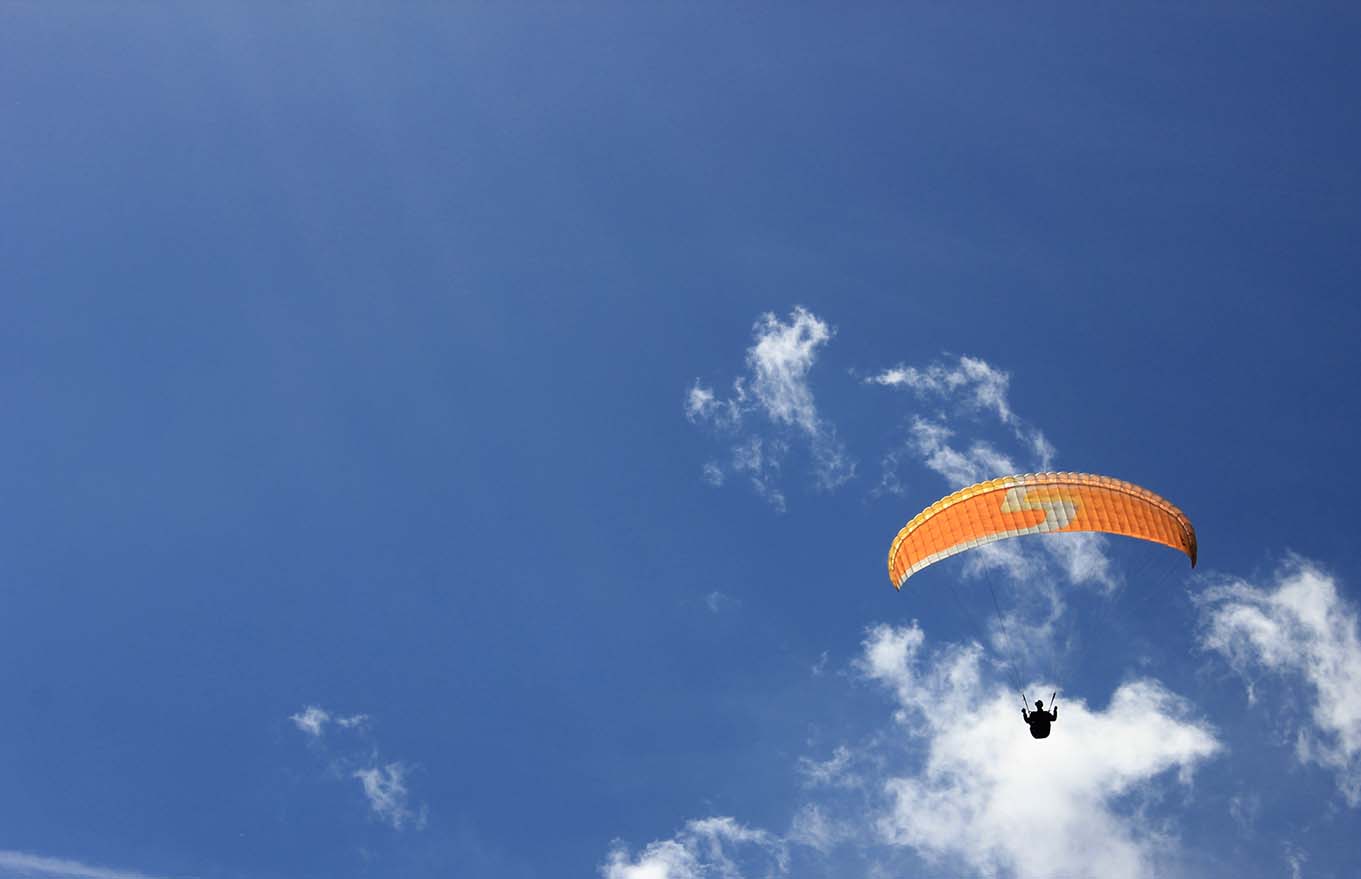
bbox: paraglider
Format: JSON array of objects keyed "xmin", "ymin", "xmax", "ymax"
[
  {"xmin": 885, "ymin": 472, "xmax": 1196, "ymax": 740},
  {"xmin": 1022, "ymin": 694, "xmax": 1058, "ymax": 739}
]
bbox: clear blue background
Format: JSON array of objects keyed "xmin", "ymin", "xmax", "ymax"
[{"xmin": 3, "ymin": 4, "xmax": 1359, "ymax": 877}]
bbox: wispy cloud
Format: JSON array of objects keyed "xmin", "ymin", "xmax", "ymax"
[
  {"xmin": 685, "ymin": 384, "xmax": 741, "ymax": 431},
  {"xmin": 786, "ymin": 803, "xmax": 851, "ymax": 853},
  {"xmin": 867, "ymin": 356, "xmax": 1019, "ymax": 425},
  {"xmin": 290, "ymin": 705, "xmax": 369, "ymax": 738},
  {"xmin": 0, "ymin": 851, "xmax": 172, "ymax": 879},
  {"xmin": 686, "ymin": 307, "xmax": 854, "ymax": 509},
  {"xmin": 730, "ymin": 435, "xmax": 787, "ymax": 513},
  {"xmin": 1197, "ymin": 557, "xmax": 1361, "ymax": 805},
  {"xmin": 289, "ymin": 704, "xmax": 426, "ymax": 830},
  {"xmin": 354, "ymin": 763, "xmax": 427, "ymax": 831},
  {"xmin": 290, "ymin": 705, "xmax": 331, "ymax": 737},
  {"xmin": 796, "ymin": 745, "xmax": 857, "ymax": 788},
  {"xmin": 868, "ymin": 354, "xmax": 1071, "ymax": 535},
  {"xmin": 870, "ymin": 355, "xmax": 1055, "ymax": 466},
  {"xmin": 1285, "ymin": 843, "xmax": 1308, "ymax": 879},
  {"xmin": 601, "ymin": 817, "xmax": 787, "ymax": 879},
  {"xmin": 336, "ymin": 713, "xmax": 370, "ymax": 730},
  {"xmin": 907, "ymin": 416, "xmax": 1017, "ymax": 489}
]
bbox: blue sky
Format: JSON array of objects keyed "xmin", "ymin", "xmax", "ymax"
[{"xmin": 3, "ymin": 4, "xmax": 1361, "ymax": 878}]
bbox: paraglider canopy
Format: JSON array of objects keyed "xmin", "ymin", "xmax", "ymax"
[{"xmin": 887, "ymin": 472, "xmax": 1196, "ymax": 589}]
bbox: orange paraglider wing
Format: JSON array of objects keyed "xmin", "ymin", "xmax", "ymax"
[{"xmin": 887, "ymin": 472, "xmax": 1196, "ymax": 589}]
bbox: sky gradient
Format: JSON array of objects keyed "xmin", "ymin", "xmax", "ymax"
[{"xmin": 4, "ymin": 5, "xmax": 1361, "ymax": 879}]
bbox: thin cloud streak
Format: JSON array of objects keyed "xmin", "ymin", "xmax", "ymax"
[{"xmin": 0, "ymin": 851, "xmax": 173, "ymax": 879}]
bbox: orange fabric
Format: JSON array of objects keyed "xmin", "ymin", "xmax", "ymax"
[{"xmin": 887, "ymin": 472, "xmax": 1196, "ymax": 588}]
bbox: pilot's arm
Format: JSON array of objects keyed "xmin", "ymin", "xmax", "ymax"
[{"xmin": 1051, "ymin": 706, "xmax": 1058, "ymax": 721}]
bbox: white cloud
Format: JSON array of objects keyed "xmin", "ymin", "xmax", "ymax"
[
  {"xmin": 686, "ymin": 307, "xmax": 854, "ymax": 508},
  {"xmin": 0, "ymin": 852, "xmax": 170, "ymax": 879},
  {"xmin": 354, "ymin": 763, "xmax": 426, "ymax": 831},
  {"xmin": 602, "ymin": 838, "xmax": 698, "ymax": 879},
  {"xmin": 869, "ymin": 448, "xmax": 908, "ymax": 498},
  {"xmin": 1045, "ymin": 531, "xmax": 1118, "ymax": 593},
  {"xmin": 857, "ymin": 622, "xmax": 929, "ymax": 714},
  {"xmin": 868, "ymin": 356, "xmax": 1017, "ymax": 426},
  {"xmin": 908, "ymin": 417, "xmax": 1016, "ymax": 489},
  {"xmin": 290, "ymin": 705, "xmax": 427, "ymax": 830},
  {"xmin": 336, "ymin": 713, "xmax": 370, "ymax": 730},
  {"xmin": 602, "ymin": 817, "xmax": 786, "ymax": 879},
  {"xmin": 1027, "ymin": 429, "xmax": 1057, "ymax": 469},
  {"xmin": 871, "ymin": 354, "xmax": 1055, "ymax": 477},
  {"xmin": 685, "ymin": 384, "xmax": 717, "ymax": 421},
  {"xmin": 786, "ymin": 803, "xmax": 849, "ymax": 853},
  {"xmin": 730, "ymin": 436, "xmax": 786, "ymax": 513},
  {"xmin": 1197, "ymin": 558, "xmax": 1361, "ymax": 804},
  {"xmin": 291, "ymin": 705, "xmax": 331, "ymax": 737},
  {"xmin": 797, "ymin": 745, "xmax": 857, "ymax": 788},
  {"xmin": 602, "ymin": 623, "xmax": 1220, "ymax": 879},
  {"xmin": 1285, "ymin": 843, "xmax": 1307, "ymax": 879},
  {"xmin": 685, "ymin": 384, "xmax": 742, "ymax": 431},
  {"xmin": 860, "ymin": 624, "xmax": 1221, "ymax": 879},
  {"xmin": 748, "ymin": 308, "xmax": 831, "ymax": 434},
  {"xmin": 290, "ymin": 705, "xmax": 369, "ymax": 738}
]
